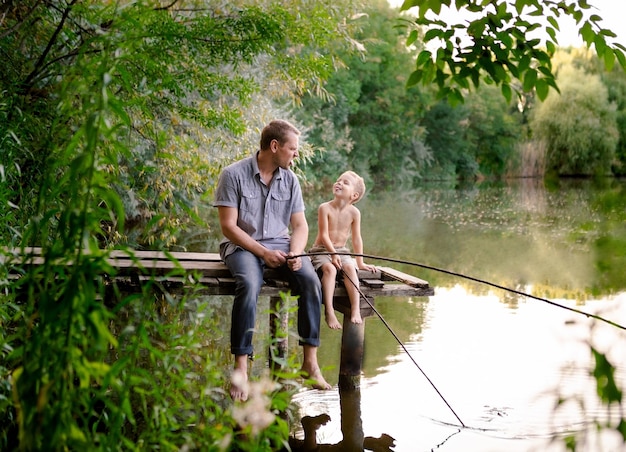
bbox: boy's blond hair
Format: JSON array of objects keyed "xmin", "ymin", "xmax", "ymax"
[{"xmin": 343, "ymin": 171, "xmax": 366, "ymax": 203}]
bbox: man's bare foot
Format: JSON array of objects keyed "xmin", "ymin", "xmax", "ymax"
[
  {"xmin": 350, "ymin": 311, "xmax": 363, "ymax": 324},
  {"xmin": 230, "ymin": 367, "xmax": 249, "ymax": 402},
  {"xmin": 325, "ymin": 310, "xmax": 342, "ymax": 329},
  {"xmin": 301, "ymin": 365, "xmax": 332, "ymax": 390}
]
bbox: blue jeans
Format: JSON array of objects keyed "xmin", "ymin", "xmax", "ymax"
[{"xmin": 224, "ymin": 248, "xmax": 322, "ymax": 356}]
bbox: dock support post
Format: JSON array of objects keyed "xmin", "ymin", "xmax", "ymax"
[
  {"xmin": 338, "ymin": 315, "xmax": 365, "ymax": 450},
  {"xmin": 338, "ymin": 317, "xmax": 365, "ymax": 390}
]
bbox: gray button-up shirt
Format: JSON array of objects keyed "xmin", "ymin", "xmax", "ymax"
[{"xmin": 213, "ymin": 152, "xmax": 305, "ymax": 259}]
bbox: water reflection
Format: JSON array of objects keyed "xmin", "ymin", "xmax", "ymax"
[
  {"xmin": 292, "ymin": 179, "xmax": 626, "ymax": 451},
  {"xmin": 289, "ymin": 382, "xmax": 396, "ymax": 451},
  {"xmin": 297, "ymin": 288, "xmax": 626, "ymax": 451}
]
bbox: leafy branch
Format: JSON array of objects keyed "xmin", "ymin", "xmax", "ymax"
[{"xmin": 401, "ymin": 0, "xmax": 626, "ymax": 104}]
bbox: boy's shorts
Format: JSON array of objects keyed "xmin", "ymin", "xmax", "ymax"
[{"xmin": 308, "ymin": 245, "xmax": 355, "ymax": 271}]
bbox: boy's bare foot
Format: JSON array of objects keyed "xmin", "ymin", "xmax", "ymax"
[
  {"xmin": 230, "ymin": 367, "xmax": 249, "ymax": 402},
  {"xmin": 325, "ymin": 310, "xmax": 342, "ymax": 329},
  {"xmin": 301, "ymin": 365, "xmax": 332, "ymax": 390},
  {"xmin": 350, "ymin": 311, "xmax": 363, "ymax": 324}
]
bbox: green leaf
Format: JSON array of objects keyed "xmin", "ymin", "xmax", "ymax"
[
  {"xmin": 501, "ymin": 83, "xmax": 512, "ymax": 102},
  {"xmin": 447, "ymin": 88, "xmax": 464, "ymax": 107},
  {"xmin": 407, "ymin": 70, "xmax": 423, "ymax": 88},
  {"xmin": 518, "ymin": 55, "xmax": 530, "ymax": 73},
  {"xmin": 535, "ymin": 78, "xmax": 549, "ymax": 101},
  {"xmin": 617, "ymin": 418, "xmax": 626, "ymax": 442},
  {"xmin": 547, "ymin": 16, "xmax": 559, "ymax": 30},
  {"xmin": 594, "ymin": 34, "xmax": 607, "ymax": 57},
  {"xmin": 416, "ymin": 50, "xmax": 433, "ymax": 67},
  {"xmin": 592, "ymin": 348, "xmax": 623, "ymax": 405},
  {"xmin": 604, "ymin": 49, "xmax": 615, "ymax": 72},
  {"xmin": 406, "ymin": 29, "xmax": 418, "ymax": 46},
  {"xmin": 615, "ymin": 48, "xmax": 626, "ymax": 70},
  {"xmin": 424, "ymin": 28, "xmax": 442, "ymax": 42},
  {"xmin": 523, "ymin": 67, "xmax": 537, "ymax": 92},
  {"xmin": 428, "ymin": 0, "xmax": 443, "ymax": 15},
  {"xmin": 599, "ymin": 28, "xmax": 617, "ymax": 38},
  {"xmin": 580, "ymin": 21, "xmax": 594, "ymax": 46},
  {"xmin": 471, "ymin": 69, "xmax": 480, "ymax": 87}
]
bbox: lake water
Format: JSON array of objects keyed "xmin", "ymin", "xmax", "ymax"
[{"xmin": 291, "ymin": 178, "xmax": 626, "ymax": 451}]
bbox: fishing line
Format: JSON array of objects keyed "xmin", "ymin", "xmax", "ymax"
[
  {"xmin": 291, "ymin": 252, "xmax": 626, "ymax": 331},
  {"xmin": 339, "ymin": 267, "xmax": 466, "ymax": 428}
]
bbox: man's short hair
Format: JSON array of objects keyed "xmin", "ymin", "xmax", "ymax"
[{"xmin": 260, "ymin": 120, "xmax": 301, "ymax": 150}]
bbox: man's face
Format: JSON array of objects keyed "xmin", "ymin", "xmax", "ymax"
[{"xmin": 272, "ymin": 132, "xmax": 299, "ymax": 169}]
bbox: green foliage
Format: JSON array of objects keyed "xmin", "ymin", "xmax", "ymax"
[
  {"xmin": 465, "ymin": 84, "xmax": 521, "ymax": 177},
  {"xmin": 421, "ymin": 100, "xmax": 474, "ymax": 179},
  {"xmin": 299, "ymin": 0, "xmax": 433, "ymax": 189},
  {"xmin": 531, "ymin": 65, "xmax": 618, "ymax": 175},
  {"xmin": 602, "ymin": 65, "xmax": 626, "ymax": 175},
  {"xmin": 0, "ymin": 0, "xmax": 356, "ymax": 248},
  {"xmin": 592, "ymin": 347, "xmax": 622, "ymax": 406},
  {"xmin": 0, "ymin": 0, "xmax": 357, "ymax": 449},
  {"xmin": 401, "ymin": 0, "xmax": 626, "ymax": 103}
]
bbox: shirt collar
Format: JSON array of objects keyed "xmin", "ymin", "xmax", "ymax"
[{"xmin": 252, "ymin": 151, "xmax": 283, "ymax": 181}]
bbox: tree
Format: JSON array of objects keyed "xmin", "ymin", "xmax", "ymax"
[
  {"xmin": 531, "ymin": 65, "xmax": 618, "ymax": 175},
  {"xmin": 602, "ymin": 65, "xmax": 626, "ymax": 175},
  {"xmin": 464, "ymin": 84, "xmax": 521, "ymax": 177},
  {"xmin": 421, "ymin": 100, "xmax": 473, "ymax": 179},
  {"xmin": 400, "ymin": 0, "xmax": 626, "ymax": 104},
  {"xmin": 299, "ymin": 0, "xmax": 433, "ymax": 189},
  {"xmin": 0, "ymin": 0, "xmax": 356, "ymax": 247}
]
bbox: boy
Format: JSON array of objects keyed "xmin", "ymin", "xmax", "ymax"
[{"xmin": 309, "ymin": 171, "xmax": 376, "ymax": 329}]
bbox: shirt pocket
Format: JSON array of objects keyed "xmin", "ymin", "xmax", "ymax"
[
  {"xmin": 240, "ymin": 187, "xmax": 259, "ymax": 213},
  {"xmin": 269, "ymin": 189, "xmax": 290, "ymax": 217}
]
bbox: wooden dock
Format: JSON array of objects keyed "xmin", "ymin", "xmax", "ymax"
[{"xmin": 3, "ymin": 247, "xmax": 434, "ymax": 317}]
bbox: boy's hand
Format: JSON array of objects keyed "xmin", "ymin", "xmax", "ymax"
[
  {"xmin": 359, "ymin": 263, "xmax": 376, "ymax": 272},
  {"xmin": 331, "ymin": 254, "xmax": 342, "ymax": 269}
]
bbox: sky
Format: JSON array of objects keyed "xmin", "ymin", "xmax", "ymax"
[
  {"xmin": 552, "ymin": 0, "xmax": 625, "ymax": 47},
  {"xmin": 390, "ymin": 0, "xmax": 626, "ymax": 49}
]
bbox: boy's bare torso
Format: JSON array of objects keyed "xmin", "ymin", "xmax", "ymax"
[{"xmin": 313, "ymin": 200, "xmax": 358, "ymax": 248}]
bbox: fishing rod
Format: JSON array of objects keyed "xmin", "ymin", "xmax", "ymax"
[
  {"xmin": 339, "ymin": 267, "xmax": 466, "ymax": 428},
  {"xmin": 290, "ymin": 252, "xmax": 626, "ymax": 332}
]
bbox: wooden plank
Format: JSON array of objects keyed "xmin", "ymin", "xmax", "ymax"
[
  {"xmin": 377, "ymin": 266, "xmax": 430, "ymax": 288},
  {"xmin": 108, "ymin": 250, "xmax": 222, "ymax": 262},
  {"xmin": 358, "ymin": 268, "xmax": 382, "ymax": 280},
  {"xmin": 361, "ymin": 278, "xmax": 384, "ymax": 289},
  {"xmin": 7, "ymin": 247, "xmax": 223, "ymax": 262},
  {"xmin": 109, "ymin": 259, "xmax": 233, "ymax": 278}
]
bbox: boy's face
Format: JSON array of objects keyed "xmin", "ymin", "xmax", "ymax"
[{"xmin": 333, "ymin": 173, "xmax": 359, "ymax": 202}]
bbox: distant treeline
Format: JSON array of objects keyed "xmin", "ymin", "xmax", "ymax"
[{"xmin": 296, "ymin": 3, "xmax": 626, "ymax": 190}]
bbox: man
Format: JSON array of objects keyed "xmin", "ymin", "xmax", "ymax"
[{"xmin": 214, "ymin": 119, "xmax": 331, "ymax": 401}]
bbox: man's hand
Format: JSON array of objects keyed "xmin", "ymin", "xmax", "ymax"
[
  {"xmin": 263, "ymin": 249, "xmax": 287, "ymax": 268},
  {"xmin": 287, "ymin": 252, "xmax": 302, "ymax": 271}
]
